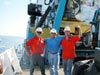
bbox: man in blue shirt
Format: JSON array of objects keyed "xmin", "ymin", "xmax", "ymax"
[{"xmin": 45, "ymin": 29, "xmax": 63, "ymax": 75}]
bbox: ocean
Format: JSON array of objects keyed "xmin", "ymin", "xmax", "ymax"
[{"xmin": 0, "ymin": 35, "xmax": 24, "ymax": 53}]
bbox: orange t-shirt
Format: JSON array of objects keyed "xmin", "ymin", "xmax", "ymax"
[
  {"xmin": 61, "ymin": 35, "xmax": 80, "ymax": 60},
  {"xmin": 26, "ymin": 36, "xmax": 45, "ymax": 54}
]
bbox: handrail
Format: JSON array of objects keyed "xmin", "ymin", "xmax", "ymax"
[{"xmin": 0, "ymin": 47, "xmax": 22, "ymax": 75}]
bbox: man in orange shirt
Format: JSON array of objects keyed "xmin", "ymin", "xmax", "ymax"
[
  {"xmin": 61, "ymin": 26, "xmax": 81, "ymax": 75},
  {"xmin": 25, "ymin": 27, "xmax": 46, "ymax": 75}
]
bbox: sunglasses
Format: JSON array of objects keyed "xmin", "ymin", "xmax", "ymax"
[
  {"xmin": 37, "ymin": 31, "xmax": 42, "ymax": 34},
  {"xmin": 51, "ymin": 33, "xmax": 56, "ymax": 34}
]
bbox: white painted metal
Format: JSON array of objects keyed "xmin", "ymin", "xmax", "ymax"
[{"xmin": 0, "ymin": 47, "xmax": 22, "ymax": 75}]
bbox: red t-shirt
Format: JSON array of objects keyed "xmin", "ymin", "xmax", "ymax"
[
  {"xmin": 61, "ymin": 35, "xmax": 80, "ymax": 60},
  {"xmin": 26, "ymin": 36, "xmax": 45, "ymax": 54}
]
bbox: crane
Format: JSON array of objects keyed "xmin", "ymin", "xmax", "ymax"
[{"xmin": 26, "ymin": 0, "xmax": 100, "ymax": 58}]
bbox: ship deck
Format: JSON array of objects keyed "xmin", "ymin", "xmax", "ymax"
[{"xmin": 16, "ymin": 66, "xmax": 64, "ymax": 75}]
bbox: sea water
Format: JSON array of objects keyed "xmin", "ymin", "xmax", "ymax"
[{"xmin": 0, "ymin": 35, "xmax": 24, "ymax": 53}]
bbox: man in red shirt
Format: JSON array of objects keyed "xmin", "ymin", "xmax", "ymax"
[
  {"xmin": 61, "ymin": 26, "xmax": 81, "ymax": 75},
  {"xmin": 25, "ymin": 27, "xmax": 46, "ymax": 75}
]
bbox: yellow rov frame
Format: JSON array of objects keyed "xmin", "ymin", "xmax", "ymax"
[{"xmin": 30, "ymin": 20, "xmax": 91, "ymax": 38}]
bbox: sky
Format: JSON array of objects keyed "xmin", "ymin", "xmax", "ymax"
[
  {"xmin": 0, "ymin": 0, "xmax": 99, "ymax": 38},
  {"xmin": 0, "ymin": 0, "xmax": 36, "ymax": 38}
]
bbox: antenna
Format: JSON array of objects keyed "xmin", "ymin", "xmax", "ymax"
[{"xmin": 30, "ymin": 0, "xmax": 31, "ymax": 3}]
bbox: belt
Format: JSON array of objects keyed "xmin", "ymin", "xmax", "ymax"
[{"xmin": 48, "ymin": 51, "xmax": 58, "ymax": 54}]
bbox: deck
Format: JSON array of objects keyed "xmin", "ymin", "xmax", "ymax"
[{"xmin": 16, "ymin": 66, "xmax": 64, "ymax": 75}]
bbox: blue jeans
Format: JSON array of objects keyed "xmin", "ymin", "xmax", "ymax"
[
  {"xmin": 48, "ymin": 53, "xmax": 60, "ymax": 75},
  {"xmin": 63, "ymin": 59, "xmax": 73, "ymax": 75},
  {"xmin": 30, "ymin": 54, "xmax": 45, "ymax": 75}
]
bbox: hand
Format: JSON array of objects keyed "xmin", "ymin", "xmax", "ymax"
[
  {"xmin": 25, "ymin": 51, "xmax": 30, "ymax": 56},
  {"xmin": 75, "ymin": 25, "xmax": 80, "ymax": 29},
  {"xmin": 41, "ymin": 54, "xmax": 44, "ymax": 57}
]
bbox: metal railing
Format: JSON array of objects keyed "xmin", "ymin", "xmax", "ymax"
[{"xmin": 0, "ymin": 47, "xmax": 22, "ymax": 75}]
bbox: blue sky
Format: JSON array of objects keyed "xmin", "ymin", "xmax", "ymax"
[{"xmin": 0, "ymin": 0, "xmax": 36, "ymax": 38}]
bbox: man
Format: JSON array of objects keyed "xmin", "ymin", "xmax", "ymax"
[
  {"xmin": 61, "ymin": 26, "xmax": 81, "ymax": 75},
  {"xmin": 45, "ymin": 29, "xmax": 63, "ymax": 75},
  {"xmin": 23, "ymin": 26, "xmax": 34, "ymax": 69},
  {"xmin": 25, "ymin": 27, "xmax": 46, "ymax": 75}
]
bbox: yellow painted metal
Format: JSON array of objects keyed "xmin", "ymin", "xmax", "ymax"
[
  {"xmin": 30, "ymin": 27, "xmax": 51, "ymax": 38},
  {"xmin": 30, "ymin": 21, "xmax": 91, "ymax": 38},
  {"xmin": 61, "ymin": 21, "xmax": 91, "ymax": 34}
]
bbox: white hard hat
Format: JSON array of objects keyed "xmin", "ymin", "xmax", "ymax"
[
  {"xmin": 64, "ymin": 26, "xmax": 70, "ymax": 32},
  {"xmin": 36, "ymin": 27, "xmax": 43, "ymax": 32},
  {"xmin": 50, "ymin": 28, "xmax": 57, "ymax": 34}
]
